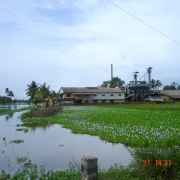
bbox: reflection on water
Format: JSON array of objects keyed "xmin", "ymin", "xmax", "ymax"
[
  {"xmin": 30, "ymin": 124, "xmax": 55, "ymax": 133},
  {"xmin": 0, "ymin": 112, "xmax": 132, "ymax": 172},
  {"xmin": 0, "ymin": 104, "xmax": 33, "ymax": 110},
  {"xmin": 5, "ymin": 113, "xmax": 14, "ymax": 121}
]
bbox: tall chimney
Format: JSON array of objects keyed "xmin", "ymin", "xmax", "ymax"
[
  {"xmin": 111, "ymin": 64, "xmax": 113, "ymax": 82},
  {"xmin": 147, "ymin": 67, "xmax": 153, "ymax": 97}
]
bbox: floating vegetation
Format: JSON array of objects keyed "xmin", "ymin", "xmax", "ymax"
[
  {"xmin": 24, "ymin": 160, "xmax": 37, "ymax": 169},
  {"xmin": 56, "ymin": 104, "xmax": 180, "ymax": 148},
  {"xmin": 16, "ymin": 128, "xmax": 29, "ymax": 133},
  {"xmin": 20, "ymin": 103, "xmax": 180, "ymax": 147},
  {"xmin": 16, "ymin": 156, "xmax": 28, "ymax": 163},
  {"xmin": 10, "ymin": 139, "xmax": 24, "ymax": 144}
]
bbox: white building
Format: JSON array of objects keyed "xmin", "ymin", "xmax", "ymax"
[{"xmin": 59, "ymin": 87, "xmax": 125, "ymax": 104}]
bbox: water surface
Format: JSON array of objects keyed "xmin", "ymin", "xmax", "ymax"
[
  {"xmin": 0, "ymin": 111, "xmax": 132, "ymax": 172},
  {"xmin": 0, "ymin": 104, "xmax": 33, "ymax": 110}
]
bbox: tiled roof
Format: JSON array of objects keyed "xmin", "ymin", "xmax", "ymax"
[
  {"xmin": 60, "ymin": 87, "xmax": 124, "ymax": 93},
  {"xmin": 160, "ymin": 90, "xmax": 180, "ymax": 98}
]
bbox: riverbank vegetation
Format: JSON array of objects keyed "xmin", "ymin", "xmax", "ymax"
[{"xmin": 0, "ymin": 155, "xmax": 179, "ymax": 180}]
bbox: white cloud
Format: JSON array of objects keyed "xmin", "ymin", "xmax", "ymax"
[{"xmin": 0, "ymin": 0, "xmax": 180, "ymax": 98}]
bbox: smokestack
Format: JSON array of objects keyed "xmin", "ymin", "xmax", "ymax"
[
  {"xmin": 147, "ymin": 67, "xmax": 153, "ymax": 97},
  {"xmin": 111, "ymin": 64, "xmax": 113, "ymax": 82}
]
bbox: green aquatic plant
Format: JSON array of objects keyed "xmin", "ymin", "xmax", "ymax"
[
  {"xmin": 10, "ymin": 139, "xmax": 24, "ymax": 144},
  {"xmin": 16, "ymin": 128, "xmax": 29, "ymax": 133},
  {"xmin": 16, "ymin": 156, "xmax": 28, "ymax": 163}
]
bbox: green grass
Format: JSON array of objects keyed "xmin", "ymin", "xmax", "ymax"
[
  {"xmin": 0, "ymin": 109, "xmax": 11, "ymax": 114},
  {"xmin": 0, "ymin": 107, "xmax": 34, "ymax": 116},
  {"xmin": 0, "ymin": 159, "xmax": 179, "ymax": 180}
]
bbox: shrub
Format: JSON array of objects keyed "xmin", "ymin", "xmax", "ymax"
[{"xmin": 21, "ymin": 106, "xmax": 62, "ymax": 118}]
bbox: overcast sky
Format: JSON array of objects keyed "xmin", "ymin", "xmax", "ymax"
[{"xmin": 1, "ymin": 0, "xmax": 180, "ymax": 99}]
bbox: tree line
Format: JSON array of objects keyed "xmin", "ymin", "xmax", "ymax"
[
  {"xmin": 99, "ymin": 77, "xmax": 179, "ymax": 90},
  {"xmin": 0, "ymin": 88, "xmax": 15, "ymax": 104},
  {"xmin": 0, "ymin": 88, "xmax": 31, "ymax": 104}
]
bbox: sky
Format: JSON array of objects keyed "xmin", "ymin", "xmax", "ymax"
[{"xmin": 0, "ymin": 0, "xmax": 180, "ymax": 99}]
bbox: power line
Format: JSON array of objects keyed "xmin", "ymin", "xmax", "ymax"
[{"xmin": 106, "ymin": 0, "xmax": 180, "ymax": 46}]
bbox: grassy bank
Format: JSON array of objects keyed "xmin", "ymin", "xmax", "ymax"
[
  {"xmin": 0, "ymin": 107, "xmax": 34, "ymax": 116},
  {"xmin": 0, "ymin": 159, "xmax": 179, "ymax": 180}
]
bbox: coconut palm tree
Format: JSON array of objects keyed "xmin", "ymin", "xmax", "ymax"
[
  {"xmin": 5, "ymin": 88, "xmax": 14, "ymax": 103},
  {"xmin": 155, "ymin": 80, "xmax": 163, "ymax": 90},
  {"xmin": 26, "ymin": 81, "xmax": 39, "ymax": 101},
  {"xmin": 9, "ymin": 90, "xmax": 14, "ymax": 98},
  {"xmin": 39, "ymin": 83, "xmax": 50, "ymax": 100},
  {"xmin": 5, "ymin": 88, "xmax": 9, "ymax": 96},
  {"xmin": 151, "ymin": 79, "xmax": 156, "ymax": 90}
]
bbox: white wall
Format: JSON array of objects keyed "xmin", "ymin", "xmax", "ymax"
[{"xmin": 83, "ymin": 93, "xmax": 125, "ymax": 100}]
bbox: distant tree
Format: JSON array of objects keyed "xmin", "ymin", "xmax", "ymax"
[
  {"xmin": 171, "ymin": 82, "xmax": 178, "ymax": 86},
  {"xmin": 101, "ymin": 81, "xmax": 109, "ymax": 88},
  {"xmin": 163, "ymin": 85, "xmax": 176, "ymax": 90},
  {"xmin": 31, "ymin": 83, "xmax": 54, "ymax": 104},
  {"xmin": 151, "ymin": 79, "xmax": 162, "ymax": 90},
  {"xmin": 151, "ymin": 79, "xmax": 156, "ymax": 90},
  {"xmin": 49, "ymin": 90, "xmax": 57, "ymax": 98},
  {"xmin": 177, "ymin": 85, "xmax": 180, "ymax": 90},
  {"xmin": 13, "ymin": 98, "xmax": 17, "ymax": 104},
  {"xmin": 0, "ymin": 96, "xmax": 12, "ymax": 104},
  {"xmin": 171, "ymin": 82, "xmax": 179, "ymax": 89},
  {"xmin": 155, "ymin": 80, "xmax": 162, "ymax": 90},
  {"xmin": 33, "ymin": 90, "xmax": 44, "ymax": 104},
  {"xmin": 5, "ymin": 88, "xmax": 9, "ymax": 96},
  {"xmin": 100, "ymin": 77, "xmax": 125, "ymax": 88},
  {"xmin": 26, "ymin": 81, "xmax": 39, "ymax": 100},
  {"xmin": 9, "ymin": 90, "xmax": 14, "ymax": 99},
  {"xmin": 39, "ymin": 83, "xmax": 50, "ymax": 100},
  {"xmin": 5, "ymin": 88, "xmax": 15, "ymax": 103},
  {"xmin": 110, "ymin": 77, "xmax": 125, "ymax": 88}
]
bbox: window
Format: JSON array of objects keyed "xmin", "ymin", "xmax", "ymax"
[
  {"xmin": 93, "ymin": 100, "xmax": 97, "ymax": 103},
  {"xmin": 119, "ymin": 94, "xmax": 121, "ymax": 96},
  {"xmin": 110, "ymin": 100, "xmax": 114, "ymax": 103},
  {"xmin": 85, "ymin": 100, "xmax": 89, "ymax": 103},
  {"xmin": 66, "ymin": 93, "xmax": 71, "ymax": 97},
  {"xmin": 77, "ymin": 95, "xmax": 79, "ymax": 97},
  {"xmin": 94, "ymin": 94, "xmax": 97, "ymax": 96},
  {"xmin": 102, "ymin": 100, "xmax": 106, "ymax": 103},
  {"xmin": 110, "ymin": 94, "xmax": 113, "ymax": 96},
  {"xmin": 102, "ymin": 94, "xmax": 105, "ymax": 96}
]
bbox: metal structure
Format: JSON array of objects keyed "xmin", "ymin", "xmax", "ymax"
[{"xmin": 125, "ymin": 68, "xmax": 152, "ymax": 102}]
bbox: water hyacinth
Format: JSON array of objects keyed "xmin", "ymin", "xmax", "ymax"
[{"xmin": 57, "ymin": 104, "xmax": 180, "ymax": 147}]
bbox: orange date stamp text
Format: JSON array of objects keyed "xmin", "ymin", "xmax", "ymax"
[{"xmin": 143, "ymin": 160, "xmax": 172, "ymax": 166}]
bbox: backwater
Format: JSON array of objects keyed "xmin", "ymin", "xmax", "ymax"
[{"xmin": 0, "ymin": 110, "xmax": 132, "ymax": 172}]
